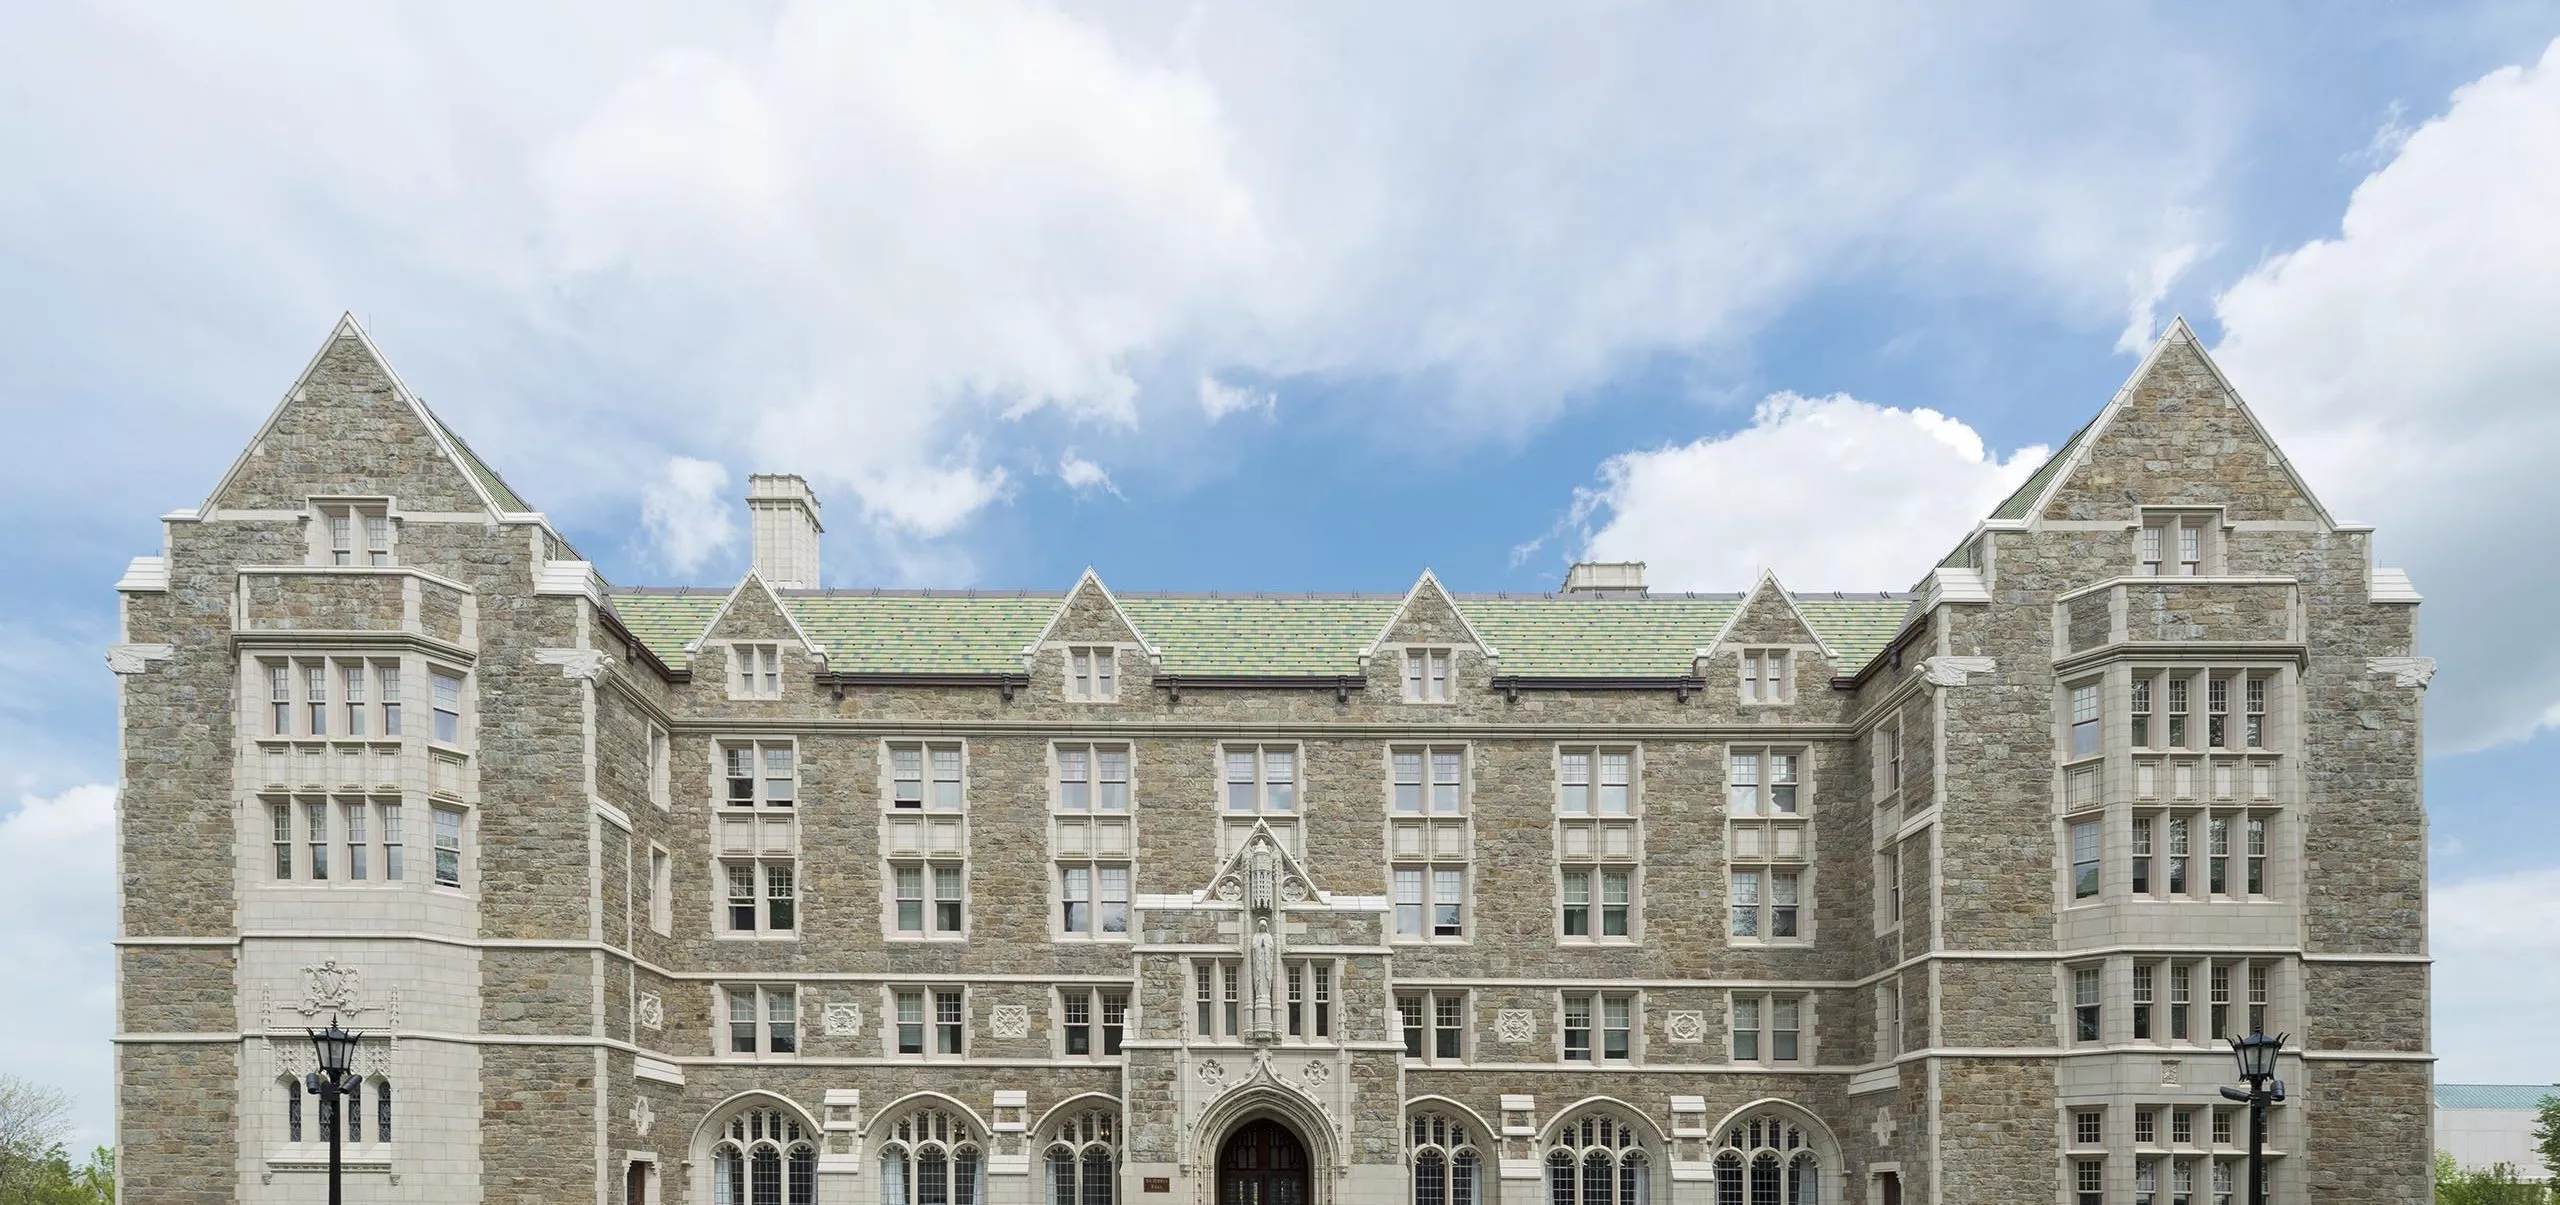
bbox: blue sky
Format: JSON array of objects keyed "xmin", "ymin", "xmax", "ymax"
[{"xmin": 6, "ymin": 2, "xmax": 2560, "ymax": 1145}]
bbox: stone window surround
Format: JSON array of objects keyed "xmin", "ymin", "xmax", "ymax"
[
  {"xmin": 1729, "ymin": 990, "xmax": 1811, "ymax": 1065},
  {"xmin": 1053, "ymin": 985, "xmax": 1130, "ymax": 1061},
  {"xmin": 1554, "ymin": 743, "xmax": 1641, "ymax": 946},
  {"xmin": 647, "ymin": 721, "xmax": 671, "ymax": 809},
  {"xmin": 2065, "ymin": 955, "xmax": 2285, "ymax": 1051},
  {"xmin": 883, "ymin": 984, "xmax": 970, "ymax": 1060},
  {"xmin": 1388, "ymin": 742, "xmax": 1471, "ymax": 946},
  {"xmin": 718, "ymin": 983, "xmax": 800, "ymax": 1060},
  {"xmin": 1184, "ymin": 955, "xmax": 1342, "ymax": 1047},
  {"xmin": 1050, "ymin": 740, "xmax": 1133, "ymax": 942},
  {"xmin": 879, "ymin": 739, "xmax": 969, "ymax": 943},
  {"xmin": 1221, "ymin": 742, "xmax": 1302, "ymax": 859},
  {"xmin": 1556, "ymin": 988, "xmax": 1641, "ymax": 1065},
  {"xmin": 1870, "ymin": 714, "xmax": 1904, "ymax": 804},
  {"xmin": 2058, "ymin": 662, "xmax": 2293, "ymax": 908},
  {"xmin": 1396, "ymin": 987, "xmax": 1470, "ymax": 1064},
  {"xmin": 1739, "ymin": 647, "xmax": 1795, "ymax": 706},
  {"xmin": 304, "ymin": 495, "xmax": 398, "ymax": 568},
  {"xmin": 1727, "ymin": 744, "xmax": 1814, "ymax": 948},
  {"xmin": 714, "ymin": 736, "xmax": 799, "ymax": 941},
  {"xmin": 645, "ymin": 842, "xmax": 672, "ymax": 936},
  {"xmin": 2137, "ymin": 507, "xmax": 2227, "ymax": 578},
  {"xmin": 1399, "ymin": 645, "xmax": 1456, "ymax": 704},
  {"xmin": 726, "ymin": 641, "xmax": 784, "ymax": 701},
  {"xmin": 1063, "ymin": 645, "xmax": 1120, "ymax": 702}
]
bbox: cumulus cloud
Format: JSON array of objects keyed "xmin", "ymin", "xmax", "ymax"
[
  {"xmin": 1198, "ymin": 376, "xmax": 1276, "ymax": 422},
  {"xmin": 1573, "ymin": 393, "xmax": 2047, "ymax": 591},
  {"xmin": 2211, "ymin": 37, "xmax": 2560, "ymax": 752},
  {"xmin": 2116, "ymin": 241, "xmax": 2203, "ymax": 353},
  {"xmin": 637, "ymin": 456, "xmax": 739, "ymax": 574},
  {"xmin": 1056, "ymin": 450, "xmax": 1121, "ymax": 498},
  {"xmin": 2432, "ymin": 866, "xmax": 2560, "ymax": 1079},
  {"xmin": 0, "ymin": 784, "xmax": 117, "ymax": 1147}
]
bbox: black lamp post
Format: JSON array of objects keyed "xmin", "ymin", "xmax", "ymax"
[
  {"xmin": 2218, "ymin": 1029, "xmax": 2286, "ymax": 1205},
  {"xmin": 307, "ymin": 1017, "xmax": 360, "ymax": 1205}
]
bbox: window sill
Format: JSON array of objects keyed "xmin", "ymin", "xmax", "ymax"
[
  {"xmin": 715, "ymin": 932, "xmax": 800, "ymax": 942},
  {"xmin": 1391, "ymin": 937, "xmax": 1474, "ymax": 947},
  {"xmin": 885, "ymin": 933, "xmax": 968, "ymax": 944},
  {"xmin": 1052, "ymin": 935, "xmax": 1134, "ymax": 944},
  {"xmin": 1725, "ymin": 939, "xmax": 1813, "ymax": 950}
]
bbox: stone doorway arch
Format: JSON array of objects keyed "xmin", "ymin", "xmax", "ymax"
[{"xmin": 1215, "ymin": 1118, "xmax": 1309, "ymax": 1205}]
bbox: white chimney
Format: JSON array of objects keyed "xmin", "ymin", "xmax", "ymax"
[
  {"xmin": 1561, "ymin": 561, "xmax": 1647, "ymax": 598},
  {"xmin": 746, "ymin": 474, "xmax": 823, "ymax": 589}
]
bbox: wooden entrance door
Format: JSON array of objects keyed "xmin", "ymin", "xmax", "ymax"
[{"xmin": 1217, "ymin": 1119, "xmax": 1309, "ymax": 1205}]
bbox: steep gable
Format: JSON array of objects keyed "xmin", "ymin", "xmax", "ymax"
[
  {"xmin": 203, "ymin": 315, "xmax": 524, "ymax": 516},
  {"xmin": 1701, "ymin": 572, "xmax": 1834, "ymax": 664},
  {"xmin": 699, "ymin": 572, "xmax": 823, "ymax": 654},
  {"xmin": 1025, "ymin": 570, "xmax": 1157, "ymax": 657},
  {"xmin": 1366, "ymin": 571, "xmax": 1494, "ymax": 657},
  {"xmin": 2027, "ymin": 319, "xmax": 2336, "ymax": 527}
]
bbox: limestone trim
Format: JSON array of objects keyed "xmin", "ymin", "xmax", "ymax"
[
  {"xmin": 1360, "ymin": 568, "xmax": 1498, "ymax": 661},
  {"xmin": 1697, "ymin": 569, "xmax": 1838, "ymax": 664},
  {"xmin": 2050, "ymin": 641, "xmax": 2307, "ymax": 678},
  {"xmin": 688, "ymin": 569, "xmax": 827, "ymax": 659},
  {"xmin": 1027, "ymin": 1091, "xmax": 1127, "ymax": 1141},
  {"xmin": 1535, "ymin": 1095, "xmax": 1670, "ymax": 1147},
  {"xmin": 1918, "ymin": 655, "xmax": 1995, "ymax": 687},
  {"xmin": 862, "ymin": 1091, "xmax": 992, "ymax": 1142},
  {"xmin": 2367, "ymin": 656, "xmax": 2437, "ymax": 689},
  {"xmin": 1185, "ymin": 1075, "xmax": 1344, "ymax": 1174},
  {"xmin": 234, "ymin": 561, "xmax": 476, "ymax": 594},
  {"xmin": 1021, "ymin": 567, "xmax": 1163, "ymax": 663},
  {"xmin": 114, "ymin": 556, "xmax": 169, "ymax": 593},
  {"xmin": 1399, "ymin": 1095, "xmax": 1500, "ymax": 1147},
  {"xmin": 657, "ymin": 717, "xmax": 1868, "ymax": 741},
  {"xmin": 535, "ymin": 647, "xmax": 615, "ymax": 682},
  {"xmin": 105, "ymin": 643, "xmax": 174, "ymax": 675},
  {"xmin": 230, "ymin": 629, "xmax": 477, "ymax": 665}
]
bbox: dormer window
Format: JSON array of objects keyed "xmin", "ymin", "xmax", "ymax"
[
  {"xmin": 318, "ymin": 503, "xmax": 393, "ymax": 566},
  {"xmin": 2139, "ymin": 512, "xmax": 2219, "ymax": 576},
  {"xmin": 1403, "ymin": 648, "xmax": 1453, "ymax": 703},
  {"xmin": 731, "ymin": 643, "xmax": 782, "ymax": 700},
  {"xmin": 1740, "ymin": 649, "xmax": 1792, "ymax": 704},
  {"xmin": 1067, "ymin": 647, "xmax": 1117, "ymax": 701}
]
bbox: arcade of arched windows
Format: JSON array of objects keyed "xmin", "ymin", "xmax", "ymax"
[
  {"xmin": 1711, "ymin": 1113, "xmax": 1822, "ymax": 1205},
  {"xmin": 882, "ymin": 1106, "xmax": 985, "ymax": 1205},
  {"xmin": 712, "ymin": 1106, "xmax": 819, "ymax": 1205},
  {"xmin": 1044, "ymin": 1107, "xmax": 1119, "ymax": 1205}
]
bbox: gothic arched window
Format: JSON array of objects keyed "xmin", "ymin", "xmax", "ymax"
[
  {"xmin": 1711, "ymin": 1114, "xmax": 1820, "ymax": 1205},
  {"xmin": 1545, "ymin": 1113, "xmax": 1648, "ymax": 1205},
  {"xmin": 882, "ymin": 1106, "xmax": 983, "ymax": 1205},
  {"xmin": 1410, "ymin": 1112, "xmax": 1480, "ymax": 1205},
  {"xmin": 281, "ymin": 1076, "xmax": 303, "ymax": 1143},
  {"xmin": 712, "ymin": 1106, "xmax": 818, "ymax": 1205},
  {"xmin": 1045, "ymin": 1107, "xmax": 1118, "ymax": 1205}
]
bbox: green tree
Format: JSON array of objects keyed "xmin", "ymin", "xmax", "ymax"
[
  {"xmin": 0, "ymin": 1075, "xmax": 110, "ymax": 1205},
  {"xmin": 2538, "ymin": 1091, "xmax": 2560, "ymax": 1184},
  {"xmin": 2436, "ymin": 1148, "xmax": 2551, "ymax": 1205}
]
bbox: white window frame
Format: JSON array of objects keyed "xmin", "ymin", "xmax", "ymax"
[
  {"xmin": 428, "ymin": 667, "xmax": 466, "ymax": 747},
  {"xmin": 1188, "ymin": 957, "xmax": 1335, "ymax": 1044},
  {"xmin": 1559, "ymin": 991, "xmax": 1638, "ymax": 1065},
  {"xmin": 716, "ymin": 739, "xmax": 799, "ymax": 938},
  {"xmin": 1052, "ymin": 742, "xmax": 1133, "ymax": 941},
  {"xmin": 647, "ymin": 844, "xmax": 672, "ymax": 935},
  {"xmin": 728, "ymin": 642, "xmax": 783, "ymax": 701},
  {"xmin": 647, "ymin": 723, "xmax": 671, "ymax": 809},
  {"xmin": 430, "ymin": 804, "xmax": 466, "ymax": 890},
  {"xmin": 1739, "ymin": 647, "xmax": 1793, "ymax": 705},
  {"xmin": 2139, "ymin": 510, "xmax": 2221, "ymax": 577},
  {"xmin": 1727, "ymin": 746, "xmax": 1810, "ymax": 945},
  {"xmin": 1389, "ymin": 744, "xmax": 1471, "ymax": 944},
  {"xmin": 721, "ymin": 984, "xmax": 799, "ymax": 1059},
  {"xmin": 1056, "ymin": 986, "xmax": 1129, "ymax": 1060},
  {"xmin": 1877, "ymin": 982, "xmax": 1902, "ymax": 1059},
  {"xmin": 889, "ymin": 860, "xmax": 967, "ymax": 939},
  {"xmin": 313, "ymin": 500, "xmax": 396, "ymax": 567},
  {"xmin": 886, "ymin": 986, "xmax": 969, "ymax": 1059},
  {"xmin": 1396, "ymin": 989, "xmax": 1468, "ymax": 1064},
  {"xmin": 881, "ymin": 740, "xmax": 968, "ymax": 941},
  {"xmin": 1401, "ymin": 647, "xmax": 1454, "ymax": 703},
  {"xmin": 1065, "ymin": 646, "xmax": 1119, "ymax": 702},
  {"xmin": 1220, "ymin": 743, "xmax": 1302, "ymax": 858},
  {"xmin": 1729, "ymin": 992, "xmax": 1807, "ymax": 1064},
  {"xmin": 1556, "ymin": 745, "xmax": 1641, "ymax": 945}
]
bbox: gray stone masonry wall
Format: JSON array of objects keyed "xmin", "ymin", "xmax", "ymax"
[
  {"xmin": 2122, "ymin": 579, "xmax": 2294, "ymax": 643},
  {"xmin": 2300, "ymin": 1061, "xmax": 2430, "ymax": 1204},
  {"xmin": 481, "ymin": 1045, "xmax": 595, "ymax": 1205},
  {"xmin": 120, "ymin": 946, "xmax": 238, "ymax": 1033},
  {"xmin": 242, "ymin": 570, "xmax": 407, "ymax": 631},
  {"xmin": 1935, "ymin": 961, "xmax": 2054, "ymax": 1050},
  {"xmin": 2303, "ymin": 962, "xmax": 2427, "ymax": 1052},
  {"xmin": 2067, "ymin": 591, "xmax": 2111, "ymax": 654},
  {"xmin": 119, "ymin": 1045, "xmax": 237, "ymax": 1205},
  {"xmin": 1937, "ymin": 1059, "xmax": 2057, "ymax": 1202},
  {"xmin": 207, "ymin": 332, "xmax": 494, "ymax": 514}
]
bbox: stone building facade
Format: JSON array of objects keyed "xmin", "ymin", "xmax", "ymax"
[{"xmin": 110, "ymin": 316, "xmax": 2433, "ymax": 1205}]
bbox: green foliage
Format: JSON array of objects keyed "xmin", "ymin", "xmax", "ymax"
[
  {"xmin": 0, "ymin": 1142, "xmax": 115, "ymax": 1205},
  {"xmin": 2435, "ymin": 1152, "xmax": 2551, "ymax": 1205},
  {"xmin": 2538, "ymin": 1093, "xmax": 2560, "ymax": 1184}
]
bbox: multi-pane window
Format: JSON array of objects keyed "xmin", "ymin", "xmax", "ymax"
[
  {"xmin": 1222, "ymin": 744, "xmax": 1301, "ymax": 856},
  {"xmin": 2072, "ymin": 966, "xmax": 2102, "ymax": 1043},
  {"xmin": 731, "ymin": 643, "xmax": 782, "ymax": 700},
  {"xmin": 890, "ymin": 988, "xmax": 968, "ymax": 1058},
  {"xmin": 1552, "ymin": 1114, "xmax": 1650, "ymax": 1205},
  {"xmin": 2123, "ymin": 668, "xmax": 2283, "ymax": 903},
  {"xmin": 1557, "ymin": 746, "xmax": 1638, "ymax": 942},
  {"xmin": 430, "ymin": 671, "xmax": 463, "ymax": 744},
  {"xmin": 2133, "ymin": 964, "xmax": 2155, "ymax": 1040},
  {"xmin": 1285, "ymin": 961, "xmax": 1334, "ymax": 1041},
  {"xmin": 647, "ymin": 846, "xmax": 672, "ymax": 935},
  {"xmin": 1410, "ymin": 1113, "xmax": 1481, "ymax": 1205},
  {"xmin": 712, "ymin": 1107, "xmax": 819, "ymax": 1205},
  {"xmin": 258, "ymin": 798, "xmax": 405, "ymax": 885},
  {"xmin": 2072, "ymin": 1109, "xmax": 2104, "ymax": 1147},
  {"xmin": 878, "ymin": 1108, "xmax": 981, "ymax": 1205},
  {"xmin": 1730, "ymin": 993, "xmax": 1803, "ymax": 1063},
  {"xmin": 1877, "ymin": 982, "xmax": 1902, "ymax": 1058},
  {"xmin": 724, "ymin": 985, "xmax": 798, "ymax": 1056},
  {"xmin": 1728, "ymin": 748, "xmax": 1807, "ymax": 942},
  {"xmin": 1066, "ymin": 647, "xmax": 1117, "ymax": 701},
  {"xmin": 2139, "ymin": 513, "xmax": 2216, "ymax": 576},
  {"xmin": 342, "ymin": 801, "xmax": 368, "ymax": 880},
  {"xmin": 1044, "ymin": 1109, "xmax": 1117, "ymax": 1205},
  {"xmin": 891, "ymin": 743, "xmax": 965, "ymax": 810},
  {"xmin": 1709, "ymin": 1114, "xmax": 1814, "ymax": 1205},
  {"xmin": 2074, "ymin": 1159, "xmax": 2103, "ymax": 1205},
  {"xmin": 307, "ymin": 663, "xmax": 329, "ymax": 735},
  {"xmin": 305, "ymin": 801, "xmax": 330, "ymax": 880},
  {"xmin": 1191, "ymin": 958, "xmax": 1332, "ymax": 1042},
  {"xmin": 1403, "ymin": 648, "xmax": 1453, "ymax": 703},
  {"xmin": 1058, "ymin": 988, "xmax": 1129, "ymax": 1058},
  {"xmin": 1740, "ymin": 648, "xmax": 1791, "ymax": 704},
  {"xmin": 1873, "ymin": 717, "xmax": 1904, "ymax": 800},
  {"xmin": 1053, "ymin": 743, "xmax": 1131, "ymax": 939},
  {"xmin": 1880, "ymin": 844, "xmax": 1904, "ymax": 928},
  {"xmin": 718, "ymin": 741, "xmax": 797, "ymax": 935},
  {"xmin": 1397, "ymin": 991, "xmax": 1466, "ymax": 1062},
  {"xmin": 319, "ymin": 503, "xmax": 393, "ymax": 567},
  {"xmin": 1390, "ymin": 746, "xmax": 1469, "ymax": 941},
  {"xmin": 2069, "ymin": 681, "xmax": 2102, "ymax": 758},
  {"xmin": 2071, "ymin": 820, "xmax": 2101, "ymax": 900},
  {"xmin": 2248, "ymin": 963, "xmax": 2269, "ymax": 1035},
  {"xmin": 1561, "ymin": 993, "xmax": 1633, "ymax": 1063},
  {"xmin": 431, "ymin": 806, "xmax": 463, "ymax": 888},
  {"xmin": 892, "ymin": 864, "xmax": 965, "ymax": 936}
]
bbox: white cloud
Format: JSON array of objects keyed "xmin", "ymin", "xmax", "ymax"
[
  {"xmin": 2431, "ymin": 865, "xmax": 2560, "ymax": 1080},
  {"xmin": 637, "ymin": 456, "xmax": 739, "ymax": 574},
  {"xmin": 1574, "ymin": 393, "xmax": 2047, "ymax": 590},
  {"xmin": 2211, "ymin": 37, "xmax": 2560, "ymax": 753},
  {"xmin": 1056, "ymin": 450, "xmax": 1121, "ymax": 498},
  {"xmin": 0, "ymin": 784, "xmax": 117, "ymax": 1148},
  {"xmin": 2116, "ymin": 240, "xmax": 2202, "ymax": 354},
  {"xmin": 1197, "ymin": 376, "xmax": 1275, "ymax": 422}
]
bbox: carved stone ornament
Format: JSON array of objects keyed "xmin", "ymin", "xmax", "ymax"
[
  {"xmin": 1196, "ymin": 1058, "xmax": 1228, "ymax": 1090},
  {"xmin": 1921, "ymin": 655, "xmax": 1997, "ymax": 688},
  {"xmin": 1495, "ymin": 1009, "xmax": 1537, "ymax": 1044},
  {"xmin": 1664, "ymin": 1010, "xmax": 1706, "ymax": 1044},
  {"xmin": 535, "ymin": 647, "xmax": 616, "ymax": 682},
  {"xmin": 299, "ymin": 959, "xmax": 363, "ymax": 1016},
  {"xmin": 2160, "ymin": 1060, "xmax": 2183, "ymax": 1086},
  {"xmin": 631, "ymin": 1095, "xmax": 656, "ymax": 1138},
  {"xmin": 1301, "ymin": 1061, "xmax": 1331, "ymax": 1088},
  {"xmin": 636, "ymin": 992, "xmax": 664, "ymax": 1032},
  {"xmin": 823, "ymin": 1002, "xmax": 864, "ymax": 1037},
  {"xmin": 2367, "ymin": 656, "xmax": 2437, "ymax": 689},
  {"xmin": 1215, "ymin": 879, "xmax": 1245, "ymax": 902},
  {"xmin": 989, "ymin": 1004, "xmax": 1031, "ymax": 1040},
  {"xmin": 104, "ymin": 643, "xmax": 173, "ymax": 675}
]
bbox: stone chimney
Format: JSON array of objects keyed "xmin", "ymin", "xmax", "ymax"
[
  {"xmin": 1560, "ymin": 561, "xmax": 1647, "ymax": 599},
  {"xmin": 746, "ymin": 474, "xmax": 823, "ymax": 589}
]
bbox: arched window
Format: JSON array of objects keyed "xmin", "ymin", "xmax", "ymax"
[
  {"xmin": 1409, "ymin": 1112, "xmax": 1480, "ymax": 1205},
  {"xmin": 1044, "ymin": 1107, "xmax": 1118, "ymax": 1205},
  {"xmin": 1545, "ymin": 1113, "xmax": 1647, "ymax": 1205},
  {"xmin": 282, "ymin": 1076, "xmax": 303, "ymax": 1143},
  {"xmin": 712, "ymin": 1106, "xmax": 818, "ymax": 1205},
  {"xmin": 376, "ymin": 1077, "xmax": 393, "ymax": 1143},
  {"xmin": 1712, "ymin": 1114, "xmax": 1819, "ymax": 1205},
  {"xmin": 882, "ymin": 1106, "xmax": 983, "ymax": 1205}
]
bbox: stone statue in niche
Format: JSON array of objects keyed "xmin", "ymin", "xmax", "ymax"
[{"xmin": 1247, "ymin": 917, "xmax": 1279, "ymax": 1042}]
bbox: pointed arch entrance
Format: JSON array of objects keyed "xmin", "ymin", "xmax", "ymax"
[{"xmin": 1216, "ymin": 1119, "xmax": 1309, "ymax": 1205}]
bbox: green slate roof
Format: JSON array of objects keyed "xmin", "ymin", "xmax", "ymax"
[
  {"xmin": 1988, "ymin": 413, "xmax": 2098, "ymax": 522},
  {"xmin": 604, "ymin": 587, "xmax": 1913, "ymax": 680},
  {"xmin": 425, "ymin": 408, "xmax": 533, "ymax": 514},
  {"xmin": 2436, "ymin": 1085, "xmax": 2560, "ymax": 1111}
]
